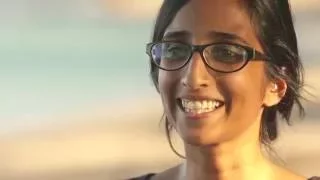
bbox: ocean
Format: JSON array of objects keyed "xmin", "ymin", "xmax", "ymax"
[{"xmin": 0, "ymin": 20, "xmax": 157, "ymax": 131}]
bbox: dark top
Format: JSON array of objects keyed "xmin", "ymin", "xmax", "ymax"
[{"xmin": 128, "ymin": 173, "xmax": 320, "ymax": 180}]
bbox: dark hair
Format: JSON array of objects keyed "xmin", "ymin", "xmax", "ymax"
[{"xmin": 149, "ymin": 0, "xmax": 305, "ymax": 156}]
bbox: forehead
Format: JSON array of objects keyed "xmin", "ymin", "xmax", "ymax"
[{"xmin": 165, "ymin": 0, "xmax": 256, "ymax": 44}]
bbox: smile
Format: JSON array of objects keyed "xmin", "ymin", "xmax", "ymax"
[{"xmin": 179, "ymin": 98, "xmax": 224, "ymax": 114}]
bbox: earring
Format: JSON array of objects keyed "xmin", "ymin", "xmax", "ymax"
[
  {"xmin": 272, "ymin": 83, "xmax": 278, "ymax": 91},
  {"xmin": 280, "ymin": 66, "xmax": 286, "ymax": 74}
]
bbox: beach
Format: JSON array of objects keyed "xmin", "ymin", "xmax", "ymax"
[{"xmin": 0, "ymin": 103, "xmax": 319, "ymax": 180}]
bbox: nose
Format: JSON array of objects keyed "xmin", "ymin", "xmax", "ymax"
[{"xmin": 181, "ymin": 52, "xmax": 210, "ymax": 90}]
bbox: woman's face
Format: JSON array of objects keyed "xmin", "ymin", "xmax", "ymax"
[{"xmin": 158, "ymin": 0, "xmax": 279, "ymax": 145}]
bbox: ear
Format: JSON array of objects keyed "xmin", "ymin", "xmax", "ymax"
[{"xmin": 263, "ymin": 79, "xmax": 287, "ymax": 107}]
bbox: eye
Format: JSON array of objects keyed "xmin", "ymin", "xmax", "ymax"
[
  {"xmin": 163, "ymin": 43, "xmax": 189, "ymax": 60},
  {"xmin": 207, "ymin": 44, "xmax": 247, "ymax": 63}
]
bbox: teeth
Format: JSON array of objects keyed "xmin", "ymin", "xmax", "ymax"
[
  {"xmin": 202, "ymin": 101, "xmax": 208, "ymax": 108},
  {"xmin": 208, "ymin": 101, "xmax": 213, "ymax": 108},
  {"xmin": 195, "ymin": 101, "xmax": 201, "ymax": 109},
  {"xmin": 213, "ymin": 101, "xmax": 217, "ymax": 107},
  {"xmin": 180, "ymin": 99, "xmax": 223, "ymax": 114}
]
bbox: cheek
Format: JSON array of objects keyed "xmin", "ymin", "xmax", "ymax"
[
  {"xmin": 222, "ymin": 63, "xmax": 267, "ymax": 115},
  {"xmin": 158, "ymin": 71, "xmax": 180, "ymax": 121},
  {"xmin": 158, "ymin": 71, "xmax": 175, "ymax": 96},
  {"xmin": 213, "ymin": 63, "xmax": 268, "ymax": 140}
]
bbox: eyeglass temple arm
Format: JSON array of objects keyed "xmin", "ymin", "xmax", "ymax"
[
  {"xmin": 146, "ymin": 43, "xmax": 152, "ymax": 55},
  {"xmin": 252, "ymin": 49, "xmax": 271, "ymax": 61}
]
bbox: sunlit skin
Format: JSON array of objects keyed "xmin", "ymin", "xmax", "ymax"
[{"xmin": 153, "ymin": 0, "xmax": 306, "ymax": 180}]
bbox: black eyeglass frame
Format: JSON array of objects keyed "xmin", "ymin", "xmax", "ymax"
[{"xmin": 146, "ymin": 41, "xmax": 271, "ymax": 73}]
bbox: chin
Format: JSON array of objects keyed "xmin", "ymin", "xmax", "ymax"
[
  {"xmin": 175, "ymin": 119, "xmax": 226, "ymax": 147},
  {"xmin": 179, "ymin": 130, "xmax": 222, "ymax": 147}
]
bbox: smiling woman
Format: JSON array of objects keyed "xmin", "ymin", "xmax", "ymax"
[{"xmin": 129, "ymin": 0, "xmax": 319, "ymax": 180}]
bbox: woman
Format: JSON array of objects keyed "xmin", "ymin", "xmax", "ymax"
[{"xmin": 131, "ymin": 0, "xmax": 319, "ymax": 179}]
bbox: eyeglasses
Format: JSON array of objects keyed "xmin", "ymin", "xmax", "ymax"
[{"xmin": 146, "ymin": 41, "xmax": 270, "ymax": 73}]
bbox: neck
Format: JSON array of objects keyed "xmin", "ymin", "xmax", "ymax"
[{"xmin": 181, "ymin": 118, "xmax": 274, "ymax": 180}]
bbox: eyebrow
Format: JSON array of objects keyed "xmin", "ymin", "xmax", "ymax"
[{"xmin": 163, "ymin": 30, "xmax": 249, "ymax": 45}]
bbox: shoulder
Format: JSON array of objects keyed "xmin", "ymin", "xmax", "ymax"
[
  {"xmin": 308, "ymin": 177, "xmax": 320, "ymax": 180},
  {"xmin": 269, "ymin": 163, "xmax": 307, "ymax": 180},
  {"xmin": 128, "ymin": 173, "xmax": 155, "ymax": 180},
  {"xmin": 145, "ymin": 164, "xmax": 182, "ymax": 180}
]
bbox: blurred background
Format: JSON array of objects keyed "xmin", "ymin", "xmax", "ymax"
[{"xmin": 0, "ymin": 0, "xmax": 319, "ymax": 179}]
